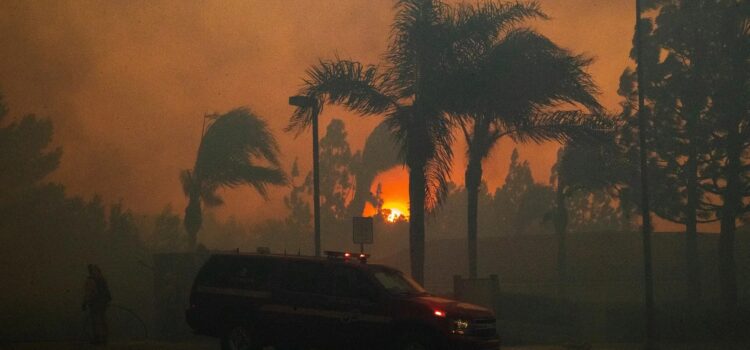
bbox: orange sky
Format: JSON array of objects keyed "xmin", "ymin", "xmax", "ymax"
[{"xmin": 0, "ymin": 0, "xmax": 645, "ymax": 227}]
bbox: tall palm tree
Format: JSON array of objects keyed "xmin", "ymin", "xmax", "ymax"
[
  {"xmin": 181, "ymin": 108, "xmax": 287, "ymax": 249},
  {"xmin": 455, "ymin": 26, "xmax": 605, "ymax": 278},
  {"xmin": 288, "ymin": 0, "xmax": 547, "ymax": 284}
]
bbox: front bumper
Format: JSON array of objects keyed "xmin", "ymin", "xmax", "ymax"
[{"xmin": 447, "ymin": 334, "xmax": 501, "ymax": 350}]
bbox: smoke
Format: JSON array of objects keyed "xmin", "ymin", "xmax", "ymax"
[{"xmin": 0, "ymin": 0, "xmax": 633, "ymax": 222}]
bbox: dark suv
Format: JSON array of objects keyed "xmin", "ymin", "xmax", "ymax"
[{"xmin": 186, "ymin": 251, "xmax": 500, "ymax": 350}]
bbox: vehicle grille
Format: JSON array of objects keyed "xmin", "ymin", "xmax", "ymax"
[{"xmin": 468, "ymin": 318, "xmax": 497, "ymax": 338}]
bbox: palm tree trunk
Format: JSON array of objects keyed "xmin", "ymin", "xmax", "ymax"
[
  {"xmin": 409, "ymin": 164, "xmax": 427, "ymax": 284},
  {"xmin": 465, "ymin": 153, "xmax": 482, "ymax": 279},
  {"xmin": 554, "ymin": 183, "xmax": 569, "ymax": 300},
  {"xmin": 184, "ymin": 190, "xmax": 202, "ymax": 251},
  {"xmin": 720, "ymin": 124, "xmax": 740, "ymax": 320}
]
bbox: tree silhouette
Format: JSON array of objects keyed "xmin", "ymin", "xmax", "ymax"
[
  {"xmin": 251, "ymin": 158, "xmax": 312, "ymax": 254},
  {"xmin": 0, "ymin": 95, "xmax": 61, "ymax": 201},
  {"xmin": 151, "ymin": 205, "xmax": 187, "ymax": 252},
  {"xmin": 319, "ymin": 119, "xmax": 356, "ymax": 220},
  {"xmin": 551, "ymin": 139, "xmax": 631, "ymax": 299},
  {"xmin": 627, "ymin": 0, "xmax": 723, "ymax": 305},
  {"xmin": 347, "ymin": 121, "xmax": 400, "ymax": 218},
  {"xmin": 700, "ymin": 0, "xmax": 750, "ymax": 318},
  {"xmin": 181, "ymin": 108, "xmax": 287, "ymax": 249},
  {"xmin": 450, "ymin": 16, "xmax": 606, "ymax": 277},
  {"xmin": 288, "ymin": 0, "xmax": 556, "ymax": 282},
  {"xmin": 624, "ymin": 0, "xmax": 749, "ymax": 317},
  {"xmin": 492, "ymin": 149, "xmax": 554, "ymax": 236},
  {"xmin": 284, "ymin": 157, "xmax": 312, "ymax": 232}
]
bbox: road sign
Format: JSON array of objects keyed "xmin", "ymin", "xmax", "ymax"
[{"xmin": 352, "ymin": 217, "xmax": 373, "ymax": 245}]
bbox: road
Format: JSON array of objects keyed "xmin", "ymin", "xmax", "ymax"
[{"xmin": 2, "ymin": 341, "xmax": 748, "ymax": 350}]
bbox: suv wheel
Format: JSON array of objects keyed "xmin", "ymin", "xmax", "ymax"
[{"xmin": 221, "ymin": 325, "xmax": 259, "ymax": 350}]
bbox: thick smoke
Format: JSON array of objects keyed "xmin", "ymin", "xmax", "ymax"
[{"xmin": 0, "ymin": 0, "xmax": 633, "ymax": 222}]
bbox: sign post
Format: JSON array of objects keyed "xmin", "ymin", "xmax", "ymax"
[{"xmin": 352, "ymin": 217, "xmax": 373, "ymax": 253}]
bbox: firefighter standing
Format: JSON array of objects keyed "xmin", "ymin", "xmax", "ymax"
[{"xmin": 82, "ymin": 264, "xmax": 111, "ymax": 345}]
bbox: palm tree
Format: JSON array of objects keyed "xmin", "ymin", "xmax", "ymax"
[
  {"xmin": 287, "ymin": 0, "xmax": 547, "ymax": 284},
  {"xmin": 181, "ymin": 108, "xmax": 287, "ymax": 249},
  {"xmin": 455, "ymin": 25, "xmax": 605, "ymax": 278}
]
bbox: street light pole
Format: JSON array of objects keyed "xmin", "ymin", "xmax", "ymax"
[
  {"xmin": 289, "ymin": 95, "xmax": 321, "ymax": 257},
  {"xmin": 311, "ymin": 103, "xmax": 321, "ymax": 258}
]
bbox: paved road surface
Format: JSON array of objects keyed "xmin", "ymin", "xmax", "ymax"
[{"xmin": 3, "ymin": 341, "xmax": 748, "ymax": 350}]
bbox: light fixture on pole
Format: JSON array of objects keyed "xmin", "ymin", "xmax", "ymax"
[{"xmin": 289, "ymin": 95, "xmax": 321, "ymax": 257}]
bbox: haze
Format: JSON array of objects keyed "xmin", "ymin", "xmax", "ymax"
[{"xmin": 0, "ymin": 0, "xmax": 633, "ymax": 224}]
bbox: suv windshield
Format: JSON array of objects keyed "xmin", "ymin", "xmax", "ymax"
[{"xmin": 372, "ymin": 267, "xmax": 427, "ymax": 296}]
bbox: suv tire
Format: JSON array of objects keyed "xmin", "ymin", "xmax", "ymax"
[{"xmin": 221, "ymin": 325, "xmax": 260, "ymax": 350}]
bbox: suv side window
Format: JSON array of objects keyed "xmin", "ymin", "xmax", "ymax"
[
  {"xmin": 226, "ymin": 257, "xmax": 275, "ymax": 290},
  {"xmin": 279, "ymin": 261, "xmax": 328, "ymax": 295},
  {"xmin": 196, "ymin": 256, "xmax": 275, "ymax": 290},
  {"xmin": 330, "ymin": 266, "xmax": 376, "ymax": 300}
]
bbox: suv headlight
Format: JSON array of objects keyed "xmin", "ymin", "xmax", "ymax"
[{"xmin": 451, "ymin": 319, "xmax": 469, "ymax": 334}]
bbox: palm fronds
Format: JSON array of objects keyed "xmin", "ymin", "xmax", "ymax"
[
  {"xmin": 387, "ymin": 0, "xmax": 453, "ymax": 95},
  {"xmin": 423, "ymin": 111, "xmax": 456, "ymax": 209},
  {"xmin": 287, "ymin": 59, "xmax": 400, "ymax": 134},
  {"xmin": 479, "ymin": 28, "xmax": 602, "ymax": 117},
  {"xmin": 501, "ymin": 110, "xmax": 614, "ymax": 144},
  {"xmin": 196, "ymin": 108, "xmax": 283, "ymax": 176},
  {"xmin": 181, "ymin": 108, "xmax": 288, "ymax": 245},
  {"xmin": 451, "ymin": 1, "xmax": 547, "ymax": 50}
]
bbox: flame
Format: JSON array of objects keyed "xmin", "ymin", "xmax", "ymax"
[
  {"xmin": 360, "ymin": 167, "xmax": 410, "ymax": 222},
  {"xmin": 386, "ymin": 208, "xmax": 404, "ymax": 223},
  {"xmin": 382, "ymin": 201, "xmax": 409, "ymax": 223}
]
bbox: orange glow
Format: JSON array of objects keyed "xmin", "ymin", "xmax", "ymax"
[
  {"xmin": 362, "ymin": 202, "xmax": 377, "ymax": 217},
  {"xmin": 386, "ymin": 208, "xmax": 405, "ymax": 223},
  {"xmin": 361, "ymin": 167, "xmax": 411, "ymax": 221},
  {"xmin": 434, "ymin": 310, "xmax": 446, "ymax": 318}
]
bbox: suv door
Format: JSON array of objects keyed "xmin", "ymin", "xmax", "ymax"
[
  {"xmin": 189, "ymin": 255, "xmax": 276, "ymax": 338},
  {"xmin": 327, "ymin": 265, "xmax": 389, "ymax": 349},
  {"xmin": 271, "ymin": 260, "xmax": 336, "ymax": 348}
]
